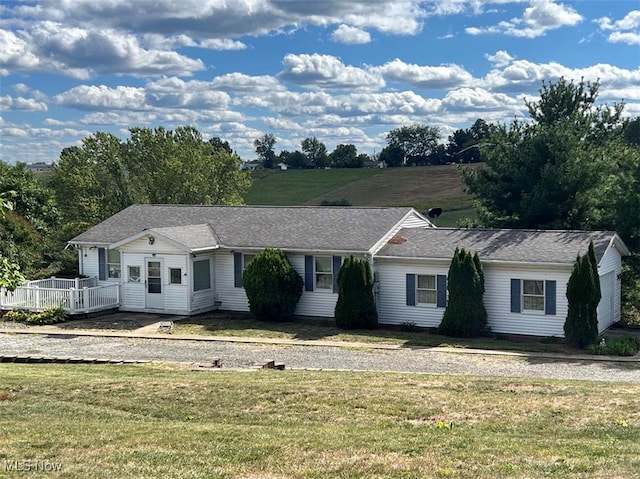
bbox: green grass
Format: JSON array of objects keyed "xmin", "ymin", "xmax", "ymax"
[
  {"xmin": 173, "ymin": 314, "xmax": 580, "ymax": 354},
  {"xmin": 1, "ymin": 363, "xmax": 639, "ymax": 478},
  {"xmin": 245, "ymin": 165, "xmax": 479, "ymax": 216}
]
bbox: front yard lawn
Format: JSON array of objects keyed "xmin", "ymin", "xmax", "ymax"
[
  {"xmin": 173, "ymin": 313, "xmax": 582, "ymax": 354},
  {"xmin": 2, "ymin": 363, "xmax": 639, "ymax": 478}
]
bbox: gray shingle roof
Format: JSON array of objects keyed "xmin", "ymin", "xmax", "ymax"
[
  {"xmin": 71, "ymin": 204, "xmax": 416, "ymax": 253},
  {"xmin": 377, "ymin": 227, "xmax": 621, "ymax": 264}
]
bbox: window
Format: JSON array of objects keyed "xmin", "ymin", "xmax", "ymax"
[
  {"xmin": 416, "ymin": 274, "xmax": 437, "ymax": 305},
  {"xmin": 315, "ymin": 257, "xmax": 333, "ymax": 290},
  {"xmin": 522, "ymin": 280, "xmax": 544, "ymax": 311},
  {"xmin": 305, "ymin": 255, "xmax": 341, "ymax": 292},
  {"xmin": 128, "ymin": 266, "xmax": 140, "ymax": 283},
  {"xmin": 243, "ymin": 254, "xmax": 255, "ymax": 270},
  {"xmin": 406, "ymin": 274, "xmax": 447, "ymax": 308},
  {"xmin": 193, "ymin": 259, "xmax": 211, "ymax": 291},
  {"xmin": 511, "ymin": 279, "xmax": 556, "ymax": 315},
  {"xmin": 107, "ymin": 249, "xmax": 121, "ymax": 279},
  {"xmin": 170, "ymin": 268, "xmax": 182, "ymax": 285}
]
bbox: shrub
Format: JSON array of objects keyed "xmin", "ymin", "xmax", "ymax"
[
  {"xmin": 26, "ymin": 307, "xmax": 67, "ymax": 325},
  {"xmin": 0, "ymin": 307, "xmax": 66, "ymax": 325},
  {"xmin": 334, "ymin": 256, "xmax": 378, "ymax": 329},
  {"xmin": 589, "ymin": 336, "xmax": 640, "ymax": 356},
  {"xmin": 242, "ymin": 248, "xmax": 303, "ymax": 322},
  {"xmin": 438, "ymin": 248, "xmax": 488, "ymax": 337},
  {"xmin": 564, "ymin": 242, "xmax": 600, "ymax": 348},
  {"xmin": 1, "ymin": 310, "xmax": 30, "ymax": 322}
]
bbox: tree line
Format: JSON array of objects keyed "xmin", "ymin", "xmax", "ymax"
[
  {"xmin": 0, "ymin": 77, "xmax": 638, "ymax": 295},
  {"xmin": 253, "ymin": 118, "xmax": 495, "ymax": 169}
]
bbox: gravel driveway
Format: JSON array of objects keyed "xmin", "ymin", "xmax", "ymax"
[{"xmin": 1, "ymin": 333, "xmax": 639, "ymax": 383}]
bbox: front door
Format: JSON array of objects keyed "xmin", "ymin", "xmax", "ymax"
[{"xmin": 146, "ymin": 259, "xmax": 164, "ymax": 309}]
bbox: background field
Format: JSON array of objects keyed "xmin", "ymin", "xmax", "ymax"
[
  {"xmin": 2, "ymin": 363, "xmax": 639, "ymax": 479},
  {"xmin": 244, "ymin": 165, "xmax": 478, "ymax": 226}
]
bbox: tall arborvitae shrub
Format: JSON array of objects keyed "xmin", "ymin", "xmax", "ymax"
[
  {"xmin": 242, "ymin": 247, "xmax": 303, "ymax": 322},
  {"xmin": 334, "ymin": 256, "xmax": 378, "ymax": 329},
  {"xmin": 564, "ymin": 241, "xmax": 601, "ymax": 347},
  {"xmin": 438, "ymin": 248, "xmax": 488, "ymax": 337}
]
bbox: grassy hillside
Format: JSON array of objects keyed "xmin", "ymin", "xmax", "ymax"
[{"xmin": 245, "ymin": 165, "xmax": 478, "ymax": 226}]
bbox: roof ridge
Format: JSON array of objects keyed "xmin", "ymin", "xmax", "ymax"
[{"xmin": 131, "ymin": 204, "xmax": 411, "ymax": 210}]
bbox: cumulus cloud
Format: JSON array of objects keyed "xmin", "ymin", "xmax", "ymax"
[
  {"xmin": 596, "ymin": 10, "xmax": 640, "ymax": 45},
  {"xmin": 376, "ymin": 58, "xmax": 473, "ymax": 89},
  {"xmin": 279, "ymin": 53, "xmax": 384, "ymax": 90},
  {"xmin": 1, "ymin": 22, "xmax": 204, "ymax": 78},
  {"xmin": 331, "ymin": 25, "xmax": 371, "ymax": 44},
  {"xmin": 210, "ymin": 73, "xmax": 285, "ymax": 92},
  {"xmin": 466, "ymin": 0, "xmax": 582, "ymax": 38},
  {"xmin": 485, "ymin": 50, "xmax": 515, "ymax": 68},
  {"xmin": 0, "ymin": 94, "xmax": 48, "ymax": 111},
  {"xmin": 54, "ymin": 85, "xmax": 147, "ymax": 110}
]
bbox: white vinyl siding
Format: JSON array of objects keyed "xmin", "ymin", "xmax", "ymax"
[
  {"xmin": 597, "ymin": 244, "xmax": 624, "ymax": 329},
  {"xmin": 376, "ymin": 259, "xmax": 447, "ymax": 328},
  {"xmin": 485, "ymin": 264, "xmax": 569, "ymax": 337},
  {"xmin": 81, "ymin": 247, "xmax": 100, "ymax": 279}
]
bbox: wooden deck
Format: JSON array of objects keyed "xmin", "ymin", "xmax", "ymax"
[{"xmin": 0, "ymin": 277, "xmax": 120, "ymax": 314}]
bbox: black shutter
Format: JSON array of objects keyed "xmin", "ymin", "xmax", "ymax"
[
  {"xmin": 332, "ymin": 256, "xmax": 342, "ymax": 293},
  {"xmin": 436, "ymin": 274, "xmax": 447, "ymax": 308},
  {"xmin": 510, "ymin": 279, "xmax": 521, "ymax": 313},
  {"xmin": 406, "ymin": 274, "xmax": 416, "ymax": 306},
  {"xmin": 233, "ymin": 252, "xmax": 242, "ymax": 288},
  {"xmin": 304, "ymin": 255, "xmax": 314, "ymax": 291},
  {"xmin": 98, "ymin": 248, "xmax": 106, "ymax": 281},
  {"xmin": 545, "ymin": 280, "xmax": 556, "ymax": 315}
]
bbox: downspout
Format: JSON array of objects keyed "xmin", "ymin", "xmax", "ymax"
[{"xmin": 366, "ymin": 252, "xmax": 380, "ymax": 316}]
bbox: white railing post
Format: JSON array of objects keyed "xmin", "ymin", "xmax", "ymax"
[{"xmin": 83, "ymin": 287, "xmax": 89, "ymax": 313}]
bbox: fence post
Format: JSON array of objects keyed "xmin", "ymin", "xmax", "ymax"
[
  {"xmin": 83, "ymin": 287, "xmax": 89, "ymax": 313},
  {"xmin": 75, "ymin": 277, "xmax": 80, "ymax": 289}
]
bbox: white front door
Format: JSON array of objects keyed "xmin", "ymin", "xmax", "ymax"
[{"xmin": 146, "ymin": 259, "xmax": 164, "ymax": 309}]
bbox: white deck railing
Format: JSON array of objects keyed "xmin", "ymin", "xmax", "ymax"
[{"xmin": 0, "ymin": 278, "xmax": 119, "ymax": 314}]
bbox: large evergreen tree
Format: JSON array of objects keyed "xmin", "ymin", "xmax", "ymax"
[
  {"xmin": 462, "ymin": 78, "xmax": 638, "ymax": 249},
  {"xmin": 438, "ymin": 248, "xmax": 488, "ymax": 337},
  {"xmin": 564, "ymin": 242, "xmax": 601, "ymax": 348},
  {"xmin": 334, "ymin": 256, "xmax": 378, "ymax": 329}
]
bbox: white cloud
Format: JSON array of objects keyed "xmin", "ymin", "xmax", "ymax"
[
  {"xmin": 331, "ymin": 24, "xmax": 371, "ymax": 44},
  {"xmin": 1, "ymin": 22, "xmax": 205, "ymax": 78},
  {"xmin": 376, "ymin": 58, "xmax": 473, "ymax": 89},
  {"xmin": 466, "ymin": 0, "xmax": 582, "ymax": 38},
  {"xmin": 54, "ymin": 85, "xmax": 147, "ymax": 110},
  {"xmin": 597, "ymin": 11, "xmax": 640, "ymax": 45},
  {"xmin": 279, "ymin": 53, "xmax": 384, "ymax": 91},
  {"xmin": 0, "ymin": 94, "xmax": 48, "ymax": 111},
  {"xmin": 485, "ymin": 50, "xmax": 515, "ymax": 68},
  {"xmin": 199, "ymin": 38, "xmax": 248, "ymax": 50},
  {"xmin": 210, "ymin": 73, "xmax": 285, "ymax": 92},
  {"xmin": 441, "ymin": 87, "xmax": 520, "ymax": 110}
]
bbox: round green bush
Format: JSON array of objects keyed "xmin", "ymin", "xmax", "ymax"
[{"xmin": 242, "ymin": 248, "xmax": 303, "ymax": 322}]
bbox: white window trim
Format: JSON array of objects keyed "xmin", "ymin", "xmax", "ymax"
[
  {"xmin": 128, "ymin": 265, "xmax": 141, "ymax": 283},
  {"xmin": 314, "ymin": 256, "xmax": 334, "ymax": 292},
  {"xmin": 169, "ymin": 267, "xmax": 182, "ymax": 285},
  {"xmin": 416, "ymin": 274, "xmax": 437, "ymax": 307},
  {"xmin": 107, "ymin": 249, "xmax": 121, "ymax": 280},
  {"xmin": 522, "ymin": 279, "xmax": 545, "ymax": 313}
]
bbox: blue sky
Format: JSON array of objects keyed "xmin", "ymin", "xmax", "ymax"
[{"xmin": 1, "ymin": 0, "xmax": 639, "ymax": 164}]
